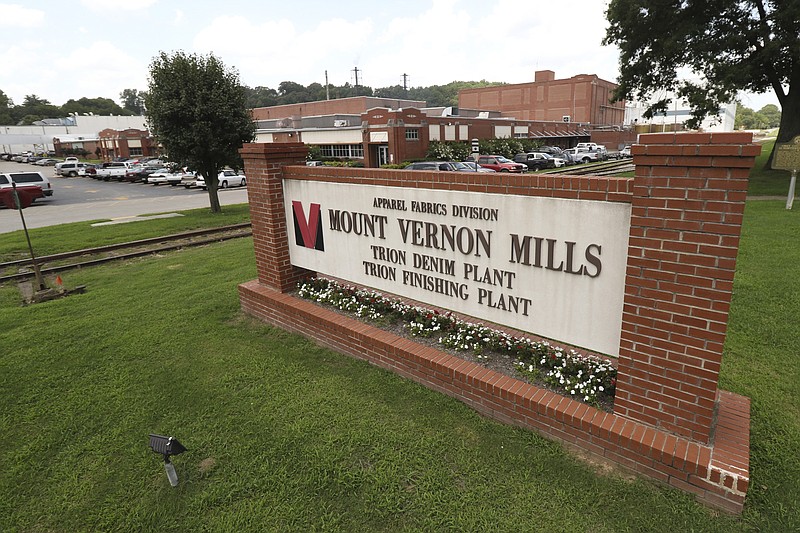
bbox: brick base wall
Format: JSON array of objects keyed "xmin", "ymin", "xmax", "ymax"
[{"xmin": 240, "ymin": 281, "xmax": 750, "ymax": 513}]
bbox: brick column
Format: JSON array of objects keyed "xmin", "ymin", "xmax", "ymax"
[
  {"xmin": 240, "ymin": 142, "xmax": 313, "ymax": 292},
  {"xmin": 615, "ymin": 132, "xmax": 760, "ymax": 443}
]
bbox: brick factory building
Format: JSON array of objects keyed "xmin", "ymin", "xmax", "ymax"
[
  {"xmin": 252, "ymin": 98, "xmax": 605, "ymax": 168},
  {"xmin": 97, "ymin": 128, "xmax": 157, "ymax": 161},
  {"xmin": 459, "ymin": 70, "xmax": 626, "ymax": 127}
]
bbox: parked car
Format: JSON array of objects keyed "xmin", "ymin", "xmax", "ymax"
[
  {"xmin": 620, "ymin": 145, "xmax": 632, "ymax": 158},
  {"xmin": 572, "ymin": 144, "xmax": 609, "ymax": 161},
  {"xmin": 95, "ymin": 161, "xmax": 135, "ymax": 181},
  {"xmin": 555, "ymin": 150, "xmax": 577, "ymax": 165},
  {"xmin": 562, "ymin": 148, "xmax": 601, "ymax": 164},
  {"xmin": 34, "ymin": 158, "xmax": 59, "ymax": 166},
  {"xmin": 0, "ymin": 180, "xmax": 44, "ymax": 208},
  {"xmin": 405, "ymin": 161, "xmax": 474, "ymax": 171},
  {"xmin": 145, "ymin": 169, "xmax": 176, "ymax": 185},
  {"xmin": 460, "ymin": 161, "xmax": 496, "ymax": 172},
  {"xmin": 0, "ymin": 171, "xmax": 53, "ymax": 196},
  {"xmin": 476, "ymin": 155, "xmax": 527, "ymax": 173},
  {"xmin": 167, "ymin": 170, "xmax": 195, "ymax": 186},
  {"xmin": 513, "ymin": 152, "xmax": 557, "ymax": 171},
  {"xmin": 194, "ymin": 170, "xmax": 247, "ymax": 190},
  {"xmin": 123, "ymin": 165, "xmax": 159, "ymax": 183},
  {"xmin": 56, "ymin": 162, "xmax": 90, "ymax": 177}
]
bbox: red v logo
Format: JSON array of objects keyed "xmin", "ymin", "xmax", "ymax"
[{"xmin": 292, "ymin": 201, "xmax": 324, "ymax": 250}]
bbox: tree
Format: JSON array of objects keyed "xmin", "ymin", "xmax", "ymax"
[
  {"xmin": 0, "ymin": 89, "xmax": 12, "ymax": 125},
  {"xmin": 374, "ymin": 84, "xmax": 407, "ymax": 99},
  {"xmin": 119, "ymin": 89, "xmax": 146, "ymax": 114},
  {"xmin": 15, "ymin": 95, "xmax": 60, "ymax": 124},
  {"xmin": 144, "ymin": 51, "xmax": 255, "ymax": 213},
  {"xmin": 604, "ymin": 0, "xmax": 799, "ymax": 161},
  {"xmin": 62, "ymin": 97, "xmax": 132, "ymax": 117},
  {"xmin": 735, "ymin": 104, "xmax": 767, "ymax": 130},
  {"xmin": 759, "ymin": 104, "xmax": 781, "ymax": 128},
  {"xmin": 243, "ymin": 85, "xmax": 278, "ymax": 108}
]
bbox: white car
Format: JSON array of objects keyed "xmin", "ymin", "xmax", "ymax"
[
  {"xmin": 195, "ymin": 170, "xmax": 247, "ymax": 190},
  {"xmin": 145, "ymin": 168, "xmax": 174, "ymax": 185},
  {"xmin": 0, "ymin": 171, "xmax": 53, "ymax": 196},
  {"xmin": 460, "ymin": 161, "xmax": 496, "ymax": 172}
]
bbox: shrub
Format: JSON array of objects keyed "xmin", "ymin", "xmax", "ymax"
[{"xmin": 298, "ymin": 277, "xmax": 617, "ymax": 407}]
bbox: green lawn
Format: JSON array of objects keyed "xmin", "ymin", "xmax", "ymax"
[
  {"xmin": 0, "ymin": 197, "xmax": 798, "ymax": 531},
  {"xmin": 0, "ymin": 204, "xmax": 251, "ymax": 262},
  {"xmin": 748, "ymin": 138, "xmax": 794, "ymax": 196}
]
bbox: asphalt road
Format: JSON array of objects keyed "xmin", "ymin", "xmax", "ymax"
[{"xmin": 0, "ymin": 160, "xmax": 249, "ymax": 234}]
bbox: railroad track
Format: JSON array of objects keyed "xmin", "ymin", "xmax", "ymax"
[
  {"xmin": 544, "ymin": 159, "xmax": 634, "ymax": 177},
  {"xmin": 0, "ymin": 223, "xmax": 252, "ymax": 284}
]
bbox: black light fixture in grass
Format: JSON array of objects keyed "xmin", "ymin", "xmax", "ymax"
[{"xmin": 149, "ymin": 434, "xmax": 187, "ymax": 487}]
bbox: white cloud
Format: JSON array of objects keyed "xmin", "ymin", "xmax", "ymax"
[
  {"xmin": 0, "ymin": 42, "xmax": 47, "ymax": 103},
  {"xmin": 191, "ymin": 15, "xmax": 373, "ymax": 88},
  {"xmin": 47, "ymin": 42, "xmax": 146, "ymax": 103},
  {"xmin": 174, "ymin": 9, "xmax": 184, "ymax": 25},
  {"xmin": 80, "ymin": 0, "xmax": 159, "ymax": 11},
  {"xmin": 0, "ymin": 3, "xmax": 45, "ymax": 28}
]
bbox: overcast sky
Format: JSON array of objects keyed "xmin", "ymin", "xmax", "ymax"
[{"xmin": 0, "ymin": 0, "xmax": 780, "ymax": 112}]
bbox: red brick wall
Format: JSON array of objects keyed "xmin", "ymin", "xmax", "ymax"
[
  {"xmin": 458, "ymin": 74, "xmax": 625, "ymax": 126},
  {"xmin": 238, "ymin": 133, "xmax": 757, "ymax": 513},
  {"xmin": 615, "ymin": 132, "xmax": 759, "ymax": 444},
  {"xmin": 239, "ymin": 142, "xmax": 313, "ymax": 291}
]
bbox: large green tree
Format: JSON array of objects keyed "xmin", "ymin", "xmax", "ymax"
[
  {"xmin": 0, "ymin": 90, "xmax": 12, "ymax": 125},
  {"xmin": 604, "ymin": 0, "xmax": 799, "ymax": 160},
  {"xmin": 144, "ymin": 51, "xmax": 255, "ymax": 213},
  {"xmin": 119, "ymin": 89, "xmax": 146, "ymax": 114},
  {"xmin": 61, "ymin": 97, "xmax": 132, "ymax": 117},
  {"xmin": 14, "ymin": 95, "xmax": 61, "ymax": 125}
]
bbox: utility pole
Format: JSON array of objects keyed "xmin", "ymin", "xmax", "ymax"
[
  {"xmin": 352, "ymin": 67, "xmax": 360, "ymax": 96},
  {"xmin": 402, "ymin": 73, "xmax": 409, "ymax": 97},
  {"xmin": 325, "ymin": 70, "xmax": 330, "ymax": 100}
]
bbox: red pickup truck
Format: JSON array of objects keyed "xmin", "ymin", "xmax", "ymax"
[{"xmin": 476, "ymin": 155, "xmax": 527, "ymax": 173}]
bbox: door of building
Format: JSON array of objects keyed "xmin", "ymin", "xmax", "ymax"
[{"xmin": 377, "ymin": 145, "xmax": 389, "ymax": 166}]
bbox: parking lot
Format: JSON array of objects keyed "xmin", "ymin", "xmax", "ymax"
[{"xmin": 0, "ymin": 160, "xmax": 249, "ymax": 233}]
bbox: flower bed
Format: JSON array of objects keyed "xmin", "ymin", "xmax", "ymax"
[{"xmin": 298, "ymin": 277, "xmax": 616, "ymax": 408}]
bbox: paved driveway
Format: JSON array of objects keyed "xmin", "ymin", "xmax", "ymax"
[{"xmin": 0, "ymin": 161, "xmax": 249, "ymax": 234}]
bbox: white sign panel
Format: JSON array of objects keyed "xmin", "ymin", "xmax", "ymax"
[{"xmin": 285, "ymin": 181, "xmax": 631, "ymax": 356}]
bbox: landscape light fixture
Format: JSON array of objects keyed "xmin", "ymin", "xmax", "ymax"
[{"xmin": 148, "ymin": 434, "xmax": 187, "ymax": 487}]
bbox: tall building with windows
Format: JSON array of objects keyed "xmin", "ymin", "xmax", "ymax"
[{"xmin": 458, "ymin": 70, "xmax": 625, "ymax": 127}]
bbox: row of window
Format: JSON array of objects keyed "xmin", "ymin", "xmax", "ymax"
[{"xmin": 319, "ymin": 144, "xmax": 365, "ymax": 158}]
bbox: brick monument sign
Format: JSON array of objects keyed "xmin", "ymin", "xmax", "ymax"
[{"xmin": 239, "ymin": 132, "xmax": 759, "ymax": 513}]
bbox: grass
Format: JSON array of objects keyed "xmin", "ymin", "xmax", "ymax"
[
  {"xmin": 0, "ymin": 204, "xmax": 251, "ymax": 262},
  {"xmin": 1, "ymin": 198, "xmax": 799, "ymax": 531},
  {"xmin": 746, "ymin": 138, "xmax": 793, "ymax": 196}
]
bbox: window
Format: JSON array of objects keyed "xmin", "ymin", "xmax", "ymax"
[
  {"xmin": 318, "ymin": 144, "xmax": 364, "ymax": 159},
  {"xmin": 129, "ymin": 147, "xmax": 143, "ymax": 156},
  {"xmin": 405, "ymin": 128, "xmax": 419, "ymax": 140},
  {"xmin": 9, "ymin": 173, "xmax": 43, "ymax": 183}
]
